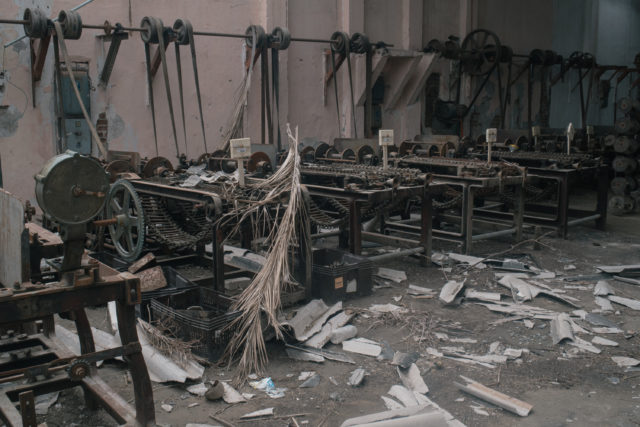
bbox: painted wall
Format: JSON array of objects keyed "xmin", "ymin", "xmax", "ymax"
[
  {"xmin": 2, "ymin": 0, "xmax": 631, "ymax": 206},
  {"xmin": 549, "ymin": 0, "xmax": 640, "ymax": 128}
]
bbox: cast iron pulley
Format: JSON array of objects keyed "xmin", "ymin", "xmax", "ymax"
[
  {"xmin": 269, "ymin": 26, "xmax": 291, "ymax": 50},
  {"xmin": 350, "ymin": 32, "xmax": 370, "ymax": 54},
  {"xmin": 105, "ymin": 179, "xmax": 145, "ymax": 262},
  {"xmin": 245, "ymin": 25, "xmax": 267, "ymax": 49},
  {"xmin": 34, "ymin": 151, "xmax": 110, "ymax": 225},
  {"xmin": 58, "ymin": 10, "xmax": 83, "ymax": 40},
  {"xmin": 140, "ymin": 16, "xmax": 166, "ymax": 44},
  {"xmin": 246, "ymin": 151, "xmax": 272, "ymax": 173},
  {"xmin": 330, "ymin": 31, "xmax": 350, "ymax": 55},
  {"xmin": 173, "ymin": 18, "xmax": 193, "ymax": 45},
  {"xmin": 142, "ymin": 156, "xmax": 174, "ymax": 178},
  {"xmin": 460, "ymin": 29, "xmax": 502, "ymax": 76},
  {"xmin": 23, "ymin": 8, "xmax": 49, "ymax": 39}
]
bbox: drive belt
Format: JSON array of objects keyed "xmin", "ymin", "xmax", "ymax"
[
  {"xmin": 141, "ymin": 16, "xmax": 180, "ymax": 159},
  {"xmin": 174, "ymin": 19, "xmax": 208, "ymax": 156}
]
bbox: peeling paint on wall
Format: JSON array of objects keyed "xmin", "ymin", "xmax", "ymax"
[{"xmin": 0, "ymin": 105, "xmax": 23, "ymax": 137}]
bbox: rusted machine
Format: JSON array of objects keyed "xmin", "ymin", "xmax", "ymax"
[
  {"xmin": 0, "ymin": 151, "xmax": 154, "ymax": 426},
  {"xmin": 469, "ymin": 149, "xmax": 608, "ymax": 238},
  {"xmin": 391, "ymin": 155, "xmax": 526, "ymax": 253},
  {"xmin": 97, "ymin": 150, "xmax": 309, "ymax": 301},
  {"xmin": 300, "ymin": 162, "xmax": 436, "ymax": 263}
]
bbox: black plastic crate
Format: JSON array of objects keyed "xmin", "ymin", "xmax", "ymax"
[
  {"xmin": 89, "ymin": 251, "xmax": 130, "ymax": 272},
  {"xmin": 312, "ymin": 248, "xmax": 373, "ymax": 303},
  {"xmin": 150, "ymin": 286, "xmax": 239, "ymax": 361}
]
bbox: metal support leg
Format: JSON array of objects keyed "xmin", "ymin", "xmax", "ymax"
[
  {"xmin": 558, "ymin": 174, "xmax": 569, "ymax": 239},
  {"xmin": 596, "ymin": 165, "xmax": 608, "ymax": 230},
  {"xmin": 420, "ymin": 190, "xmax": 433, "ymax": 266},
  {"xmin": 349, "ymin": 200, "xmax": 362, "ymax": 255},
  {"xmin": 18, "ymin": 391, "xmax": 36, "ymax": 427},
  {"xmin": 73, "ymin": 309, "xmax": 98, "ymax": 410},
  {"xmin": 461, "ymin": 186, "xmax": 474, "ymax": 254},
  {"xmin": 212, "ymin": 225, "xmax": 224, "ymax": 292},
  {"xmin": 115, "ymin": 301, "xmax": 155, "ymax": 426},
  {"xmin": 513, "ymin": 184, "xmax": 524, "ymax": 241}
]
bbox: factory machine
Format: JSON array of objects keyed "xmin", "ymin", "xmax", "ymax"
[{"xmin": 0, "ymin": 152, "xmax": 154, "ymax": 426}]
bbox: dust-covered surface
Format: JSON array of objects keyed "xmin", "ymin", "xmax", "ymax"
[{"xmin": 41, "ymin": 215, "xmax": 640, "ymax": 427}]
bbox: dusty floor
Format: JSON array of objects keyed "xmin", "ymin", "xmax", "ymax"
[{"xmin": 37, "ymin": 212, "xmax": 640, "ymax": 427}]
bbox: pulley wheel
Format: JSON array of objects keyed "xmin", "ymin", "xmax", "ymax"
[
  {"xmin": 173, "ymin": 18, "xmax": 193, "ymax": 45},
  {"xmin": 247, "ymin": 151, "xmax": 272, "ymax": 173},
  {"xmin": 105, "ymin": 179, "xmax": 145, "ymax": 262},
  {"xmin": 245, "ymin": 25, "xmax": 266, "ymax": 49},
  {"xmin": 34, "ymin": 151, "xmax": 109, "ymax": 225},
  {"xmin": 270, "ymin": 26, "xmax": 291, "ymax": 50},
  {"xmin": 142, "ymin": 156, "xmax": 174, "ymax": 177},
  {"xmin": 460, "ymin": 29, "xmax": 501, "ymax": 76},
  {"xmin": 140, "ymin": 16, "xmax": 163, "ymax": 44},
  {"xmin": 105, "ymin": 160, "xmax": 134, "ymax": 183},
  {"xmin": 23, "ymin": 8, "xmax": 49, "ymax": 39},
  {"xmin": 208, "ymin": 149, "xmax": 228, "ymax": 171},
  {"xmin": 58, "ymin": 10, "xmax": 83, "ymax": 40}
]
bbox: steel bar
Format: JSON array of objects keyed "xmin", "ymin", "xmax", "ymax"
[
  {"xmin": 471, "ymin": 227, "xmax": 517, "ymax": 241},
  {"xmin": 367, "ymin": 246, "xmax": 425, "ymax": 262}
]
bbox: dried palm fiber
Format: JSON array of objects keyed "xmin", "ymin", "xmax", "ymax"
[
  {"xmin": 222, "ymin": 124, "xmax": 308, "ymax": 380},
  {"xmin": 220, "ymin": 31, "xmax": 258, "ymax": 151}
]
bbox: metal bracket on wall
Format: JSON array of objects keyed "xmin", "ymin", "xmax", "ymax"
[
  {"xmin": 29, "ymin": 32, "xmax": 52, "ymax": 108},
  {"xmin": 98, "ymin": 31, "xmax": 129, "ymax": 86}
]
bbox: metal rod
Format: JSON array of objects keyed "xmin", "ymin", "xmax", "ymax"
[
  {"xmin": 311, "ymin": 230, "xmax": 341, "ymax": 239},
  {"xmin": 471, "ymin": 227, "xmax": 517, "ymax": 241},
  {"xmin": 4, "ymin": 0, "xmax": 97, "ymax": 48},
  {"xmin": 566, "ymin": 214, "xmax": 600, "ymax": 227},
  {"xmin": 367, "ymin": 246, "xmax": 425, "ymax": 262}
]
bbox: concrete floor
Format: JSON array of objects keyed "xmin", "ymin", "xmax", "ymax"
[{"xmin": 35, "ymin": 207, "xmax": 640, "ymax": 427}]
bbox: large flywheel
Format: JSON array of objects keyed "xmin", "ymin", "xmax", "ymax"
[{"xmin": 105, "ymin": 179, "xmax": 146, "ymax": 261}]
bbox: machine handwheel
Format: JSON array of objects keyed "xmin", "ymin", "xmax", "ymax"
[{"xmin": 105, "ymin": 180, "xmax": 146, "ymax": 262}]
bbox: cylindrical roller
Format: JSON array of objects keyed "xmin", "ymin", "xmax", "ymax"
[
  {"xmin": 610, "ymin": 176, "xmax": 635, "ymax": 196},
  {"xmin": 57, "ymin": 10, "xmax": 83, "ymax": 39},
  {"xmin": 603, "ymin": 134, "xmax": 616, "ymax": 147},
  {"xmin": 314, "ymin": 142, "xmax": 331, "ymax": 160},
  {"xmin": 441, "ymin": 141, "xmax": 457, "ymax": 157},
  {"xmin": 608, "ymin": 195, "xmax": 635, "ymax": 216},
  {"xmin": 341, "ymin": 148, "xmax": 356, "ymax": 160},
  {"xmin": 398, "ymin": 141, "xmax": 415, "ymax": 156},
  {"xmin": 614, "ymin": 135, "xmax": 638, "ymax": 155},
  {"xmin": 207, "ymin": 149, "xmax": 227, "ymax": 171},
  {"xmin": 615, "ymin": 118, "xmax": 640, "ymax": 135},
  {"xmin": 612, "ymin": 155, "xmax": 637, "ymax": 174},
  {"xmin": 23, "ymin": 8, "xmax": 49, "ymax": 39},
  {"xmin": 325, "ymin": 146, "xmax": 340, "ymax": 159},
  {"xmin": 300, "ymin": 146, "xmax": 315, "ymax": 162},
  {"xmin": 356, "ymin": 145, "xmax": 376, "ymax": 164},
  {"xmin": 515, "ymin": 136, "xmax": 529, "ymax": 150},
  {"xmin": 618, "ymin": 97, "xmax": 639, "ymax": 114}
]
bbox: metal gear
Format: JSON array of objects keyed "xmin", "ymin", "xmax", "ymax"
[{"xmin": 105, "ymin": 179, "xmax": 146, "ymax": 262}]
